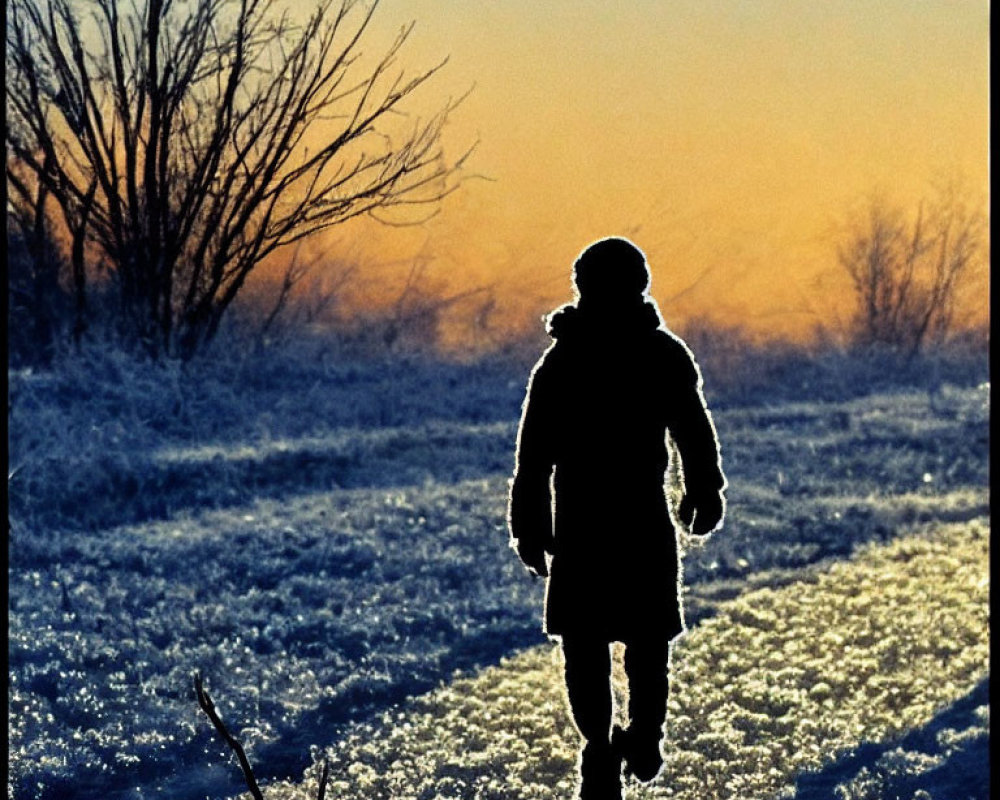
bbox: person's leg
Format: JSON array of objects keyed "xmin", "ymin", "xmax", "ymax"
[
  {"xmin": 617, "ymin": 636, "xmax": 671, "ymax": 782},
  {"xmin": 561, "ymin": 636, "xmax": 620, "ymax": 799},
  {"xmin": 562, "ymin": 636, "xmax": 613, "ymax": 744},
  {"xmin": 625, "ymin": 637, "xmax": 671, "ymax": 737}
]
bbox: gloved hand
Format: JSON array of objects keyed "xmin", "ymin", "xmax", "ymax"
[
  {"xmin": 678, "ymin": 490, "xmax": 724, "ymax": 536},
  {"xmin": 515, "ymin": 537, "xmax": 549, "ymax": 577}
]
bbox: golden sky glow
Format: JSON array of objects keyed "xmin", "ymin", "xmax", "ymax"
[{"xmin": 307, "ymin": 0, "xmax": 990, "ymax": 342}]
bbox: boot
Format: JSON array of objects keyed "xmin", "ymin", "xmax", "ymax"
[
  {"xmin": 576, "ymin": 741, "xmax": 622, "ymax": 800},
  {"xmin": 611, "ymin": 724, "xmax": 663, "ymax": 783}
]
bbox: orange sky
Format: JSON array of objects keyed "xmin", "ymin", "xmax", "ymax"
[{"xmin": 300, "ymin": 1, "xmax": 990, "ymax": 344}]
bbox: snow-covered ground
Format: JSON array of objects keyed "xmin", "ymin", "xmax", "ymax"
[
  {"xmin": 272, "ymin": 519, "xmax": 987, "ymax": 800},
  {"xmin": 7, "ymin": 350, "xmax": 989, "ymax": 799}
]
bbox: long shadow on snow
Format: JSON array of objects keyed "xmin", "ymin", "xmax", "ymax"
[
  {"xmin": 16, "ymin": 422, "xmax": 517, "ymax": 534},
  {"xmin": 792, "ymin": 676, "xmax": 989, "ymax": 799},
  {"xmin": 248, "ymin": 623, "xmax": 550, "ymax": 790},
  {"xmin": 25, "ymin": 619, "xmax": 548, "ymax": 800}
]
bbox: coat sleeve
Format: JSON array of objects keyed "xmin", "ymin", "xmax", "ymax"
[
  {"xmin": 665, "ymin": 342, "xmax": 726, "ymax": 496},
  {"xmin": 507, "ymin": 351, "xmax": 557, "ymax": 552}
]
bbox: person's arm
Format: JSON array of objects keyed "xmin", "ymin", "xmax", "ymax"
[
  {"xmin": 667, "ymin": 343, "xmax": 726, "ymax": 536},
  {"xmin": 507, "ymin": 353, "xmax": 557, "ymax": 576}
]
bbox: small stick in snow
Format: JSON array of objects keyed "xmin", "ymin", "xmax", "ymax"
[
  {"xmin": 193, "ymin": 672, "xmax": 265, "ymax": 800},
  {"xmin": 316, "ymin": 759, "xmax": 330, "ymax": 800}
]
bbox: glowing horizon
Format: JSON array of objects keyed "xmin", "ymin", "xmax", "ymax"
[{"xmin": 283, "ymin": 1, "xmax": 990, "ymax": 343}]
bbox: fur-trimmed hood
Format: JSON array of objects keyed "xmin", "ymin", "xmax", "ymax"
[{"xmin": 545, "ymin": 298, "xmax": 663, "ymax": 341}]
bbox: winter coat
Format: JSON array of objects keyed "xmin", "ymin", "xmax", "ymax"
[{"xmin": 508, "ymin": 299, "xmax": 725, "ymax": 643}]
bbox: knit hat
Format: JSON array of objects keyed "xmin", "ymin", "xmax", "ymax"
[{"xmin": 573, "ymin": 237, "xmax": 650, "ymax": 300}]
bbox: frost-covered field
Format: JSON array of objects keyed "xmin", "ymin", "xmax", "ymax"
[
  {"xmin": 7, "ymin": 350, "xmax": 989, "ymax": 800},
  {"xmin": 271, "ymin": 519, "xmax": 988, "ymax": 800}
]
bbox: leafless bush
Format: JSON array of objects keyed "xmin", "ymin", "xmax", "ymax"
[{"xmin": 837, "ymin": 182, "xmax": 986, "ymax": 359}]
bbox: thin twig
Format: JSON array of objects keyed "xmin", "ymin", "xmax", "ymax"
[
  {"xmin": 316, "ymin": 759, "xmax": 330, "ymax": 800},
  {"xmin": 193, "ymin": 672, "xmax": 265, "ymax": 800}
]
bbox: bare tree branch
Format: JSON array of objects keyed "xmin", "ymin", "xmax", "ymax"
[
  {"xmin": 316, "ymin": 759, "xmax": 330, "ymax": 800},
  {"xmin": 193, "ymin": 672, "xmax": 265, "ymax": 800},
  {"xmin": 194, "ymin": 672, "xmax": 335, "ymax": 800}
]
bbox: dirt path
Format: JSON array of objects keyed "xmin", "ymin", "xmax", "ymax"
[{"xmin": 264, "ymin": 518, "xmax": 989, "ymax": 800}]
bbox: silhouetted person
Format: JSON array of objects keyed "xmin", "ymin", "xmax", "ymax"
[{"xmin": 508, "ymin": 237, "xmax": 726, "ymax": 800}]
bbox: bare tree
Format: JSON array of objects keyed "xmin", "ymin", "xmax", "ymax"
[
  {"xmin": 6, "ymin": 0, "xmax": 469, "ymax": 359},
  {"xmin": 837, "ymin": 183, "xmax": 986, "ymax": 358}
]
